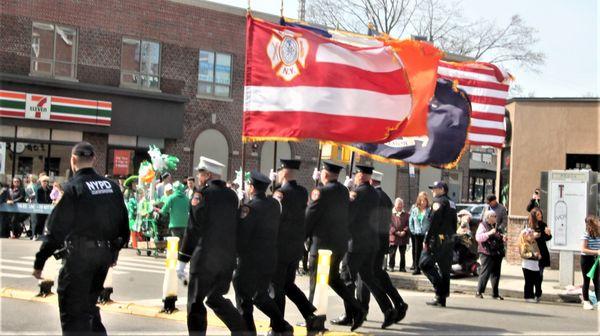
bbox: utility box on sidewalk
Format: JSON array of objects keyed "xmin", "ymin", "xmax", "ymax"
[{"xmin": 541, "ymin": 170, "xmax": 599, "ymax": 286}]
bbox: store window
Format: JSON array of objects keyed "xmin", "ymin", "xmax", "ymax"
[
  {"xmin": 121, "ymin": 38, "xmax": 160, "ymax": 90},
  {"xmin": 198, "ymin": 50, "xmax": 232, "ymax": 98},
  {"xmin": 31, "ymin": 22, "xmax": 77, "ymax": 79}
]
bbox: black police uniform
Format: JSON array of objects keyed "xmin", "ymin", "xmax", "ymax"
[
  {"xmin": 420, "ymin": 191, "xmax": 457, "ymax": 306},
  {"xmin": 233, "ymin": 172, "xmax": 292, "ymax": 334},
  {"xmin": 270, "ymin": 161, "xmax": 322, "ymax": 329},
  {"xmin": 344, "ymin": 180, "xmax": 395, "ymax": 327},
  {"xmin": 357, "ymin": 185, "xmax": 407, "ymax": 320},
  {"xmin": 34, "ymin": 167, "xmax": 129, "ymax": 335},
  {"xmin": 305, "ymin": 163, "xmax": 365, "ymax": 330},
  {"xmin": 178, "ymin": 179, "xmax": 244, "ymax": 335}
]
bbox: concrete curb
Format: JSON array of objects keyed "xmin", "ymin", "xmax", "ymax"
[
  {"xmin": 389, "ymin": 274, "xmax": 565, "ymax": 304},
  {"xmin": 0, "ymin": 287, "xmax": 358, "ymax": 336}
]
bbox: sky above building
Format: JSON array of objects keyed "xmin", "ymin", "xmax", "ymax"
[{"xmin": 212, "ymin": 0, "xmax": 598, "ymax": 98}]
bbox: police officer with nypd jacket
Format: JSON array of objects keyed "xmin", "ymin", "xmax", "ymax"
[
  {"xmin": 233, "ymin": 171, "xmax": 293, "ymax": 335},
  {"xmin": 33, "ymin": 142, "xmax": 129, "ymax": 336},
  {"xmin": 271, "ymin": 159, "xmax": 325, "ymax": 333},
  {"xmin": 420, "ymin": 181, "xmax": 458, "ymax": 307},
  {"xmin": 176, "ymin": 156, "xmax": 245, "ymax": 336},
  {"xmin": 305, "ymin": 161, "xmax": 366, "ymax": 332}
]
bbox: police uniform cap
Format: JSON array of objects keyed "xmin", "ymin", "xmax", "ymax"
[
  {"xmin": 249, "ymin": 170, "xmax": 270, "ymax": 191},
  {"xmin": 428, "ymin": 180, "xmax": 448, "ymax": 192},
  {"xmin": 279, "ymin": 159, "xmax": 301, "ymax": 170},
  {"xmin": 196, "ymin": 156, "xmax": 225, "ymax": 176},
  {"xmin": 355, "ymin": 164, "xmax": 374, "ymax": 175},
  {"xmin": 72, "ymin": 142, "xmax": 95, "ymax": 157},
  {"xmin": 322, "ymin": 161, "xmax": 343, "ymax": 174},
  {"xmin": 161, "ymin": 172, "xmax": 171, "ymax": 180},
  {"xmin": 371, "ymin": 170, "xmax": 384, "ymax": 182}
]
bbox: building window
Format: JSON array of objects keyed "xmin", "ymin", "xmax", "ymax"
[
  {"xmin": 121, "ymin": 38, "xmax": 160, "ymax": 90},
  {"xmin": 198, "ymin": 50, "xmax": 232, "ymax": 98},
  {"xmin": 31, "ymin": 22, "xmax": 77, "ymax": 79}
]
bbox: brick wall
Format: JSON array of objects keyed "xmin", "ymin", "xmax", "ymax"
[{"xmin": 83, "ymin": 132, "xmax": 108, "ymax": 175}]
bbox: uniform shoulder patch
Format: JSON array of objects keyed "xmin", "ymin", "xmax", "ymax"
[
  {"xmin": 240, "ymin": 205, "xmax": 251, "ymax": 219},
  {"xmin": 191, "ymin": 192, "xmax": 202, "ymax": 206},
  {"xmin": 310, "ymin": 189, "xmax": 320, "ymax": 201},
  {"xmin": 432, "ymin": 202, "xmax": 440, "ymax": 211}
]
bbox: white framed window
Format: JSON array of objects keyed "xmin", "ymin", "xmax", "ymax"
[
  {"xmin": 121, "ymin": 38, "xmax": 160, "ymax": 90},
  {"xmin": 31, "ymin": 22, "xmax": 77, "ymax": 79},
  {"xmin": 198, "ymin": 50, "xmax": 232, "ymax": 98}
]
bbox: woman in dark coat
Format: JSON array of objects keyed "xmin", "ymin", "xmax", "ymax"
[
  {"xmin": 0, "ymin": 181, "xmax": 10, "ymax": 238},
  {"xmin": 8, "ymin": 177, "xmax": 27, "ymax": 238},
  {"xmin": 528, "ymin": 208, "xmax": 552, "ymax": 302}
]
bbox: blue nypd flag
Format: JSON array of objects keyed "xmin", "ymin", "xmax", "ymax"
[{"xmin": 352, "ymin": 78, "xmax": 471, "ymax": 167}]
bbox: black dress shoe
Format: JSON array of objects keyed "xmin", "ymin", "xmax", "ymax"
[
  {"xmin": 330, "ymin": 314, "xmax": 352, "ymax": 326},
  {"xmin": 399, "ymin": 268, "xmax": 407, "ymax": 272},
  {"xmin": 426, "ymin": 297, "xmax": 446, "ymax": 307},
  {"xmin": 351, "ymin": 310, "xmax": 366, "ymax": 331},
  {"xmin": 395, "ymin": 302, "xmax": 408, "ymax": 323},
  {"xmin": 306, "ymin": 314, "xmax": 326, "ymax": 332},
  {"xmin": 493, "ymin": 295, "xmax": 504, "ymax": 300},
  {"xmin": 475, "ymin": 293, "xmax": 484, "ymax": 299},
  {"xmin": 412, "ymin": 270, "xmax": 421, "ymax": 275},
  {"xmin": 381, "ymin": 308, "xmax": 396, "ymax": 329}
]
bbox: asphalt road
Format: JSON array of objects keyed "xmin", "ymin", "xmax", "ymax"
[{"xmin": 1, "ymin": 238, "xmax": 599, "ymax": 335}]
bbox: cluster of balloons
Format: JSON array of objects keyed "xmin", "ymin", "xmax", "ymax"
[{"xmin": 138, "ymin": 145, "xmax": 180, "ymax": 184}]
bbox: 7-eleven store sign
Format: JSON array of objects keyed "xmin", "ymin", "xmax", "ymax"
[{"xmin": 0, "ymin": 90, "xmax": 112, "ymax": 126}]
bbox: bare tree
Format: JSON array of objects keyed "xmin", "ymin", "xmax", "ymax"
[
  {"xmin": 306, "ymin": 0, "xmax": 417, "ymax": 36},
  {"xmin": 307, "ymin": 0, "xmax": 545, "ymax": 71}
]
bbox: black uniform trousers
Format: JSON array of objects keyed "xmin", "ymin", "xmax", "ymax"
[
  {"xmin": 420, "ymin": 239, "xmax": 453, "ymax": 299},
  {"xmin": 57, "ymin": 245, "xmax": 113, "ymax": 336},
  {"xmin": 477, "ymin": 254, "xmax": 503, "ymax": 297},
  {"xmin": 308, "ymin": 252, "xmax": 363, "ymax": 316},
  {"xmin": 358, "ymin": 249, "xmax": 405, "ymax": 311},
  {"xmin": 233, "ymin": 268, "xmax": 288, "ymax": 334},
  {"xmin": 343, "ymin": 251, "xmax": 393, "ymax": 316},
  {"xmin": 187, "ymin": 267, "xmax": 244, "ymax": 336},
  {"xmin": 271, "ymin": 258, "xmax": 316, "ymax": 324}
]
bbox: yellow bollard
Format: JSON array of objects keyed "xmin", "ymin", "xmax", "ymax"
[
  {"xmin": 161, "ymin": 236, "xmax": 179, "ymax": 313},
  {"xmin": 313, "ymin": 249, "xmax": 332, "ymax": 315}
]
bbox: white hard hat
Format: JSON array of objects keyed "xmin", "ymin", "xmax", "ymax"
[
  {"xmin": 196, "ymin": 156, "xmax": 225, "ymax": 176},
  {"xmin": 371, "ymin": 170, "xmax": 384, "ymax": 182}
]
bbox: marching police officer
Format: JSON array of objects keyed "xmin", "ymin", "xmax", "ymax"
[
  {"xmin": 271, "ymin": 159, "xmax": 326, "ymax": 332},
  {"xmin": 356, "ymin": 171, "xmax": 409, "ymax": 322},
  {"xmin": 233, "ymin": 171, "xmax": 293, "ymax": 335},
  {"xmin": 420, "ymin": 181, "xmax": 457, "ymax": 307},
  {"xmin": 33, "ymin": 142, "xmax": 129, "ymax": 335},
  {"xmin": 333, "ymin": 165, "xmax": 395, "ymax": 329},
  {"xmin": 177, "ymin": 156, "xmax": 245, "ymax": 336},
  {"xmin": 305, "ymin": 161, "xmax": 366, "ymax": 331}
]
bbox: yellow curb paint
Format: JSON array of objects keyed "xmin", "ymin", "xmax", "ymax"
[{"xmin": 0, "ymin": 287, "xmax": 361, "ymax": 335}]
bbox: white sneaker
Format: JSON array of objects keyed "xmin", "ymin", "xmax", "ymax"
[
  {"xmin": 583, "ymin": 301, "xmax": 594, "ymax": 310},
  {"xmin": 525, "ymin": 298, "xmax": 537, "ymax": 303}
]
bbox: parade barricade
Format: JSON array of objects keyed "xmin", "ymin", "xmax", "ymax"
[{"xmin": 0, "ymin": 203, "xmax": 54, "ymax": 215}]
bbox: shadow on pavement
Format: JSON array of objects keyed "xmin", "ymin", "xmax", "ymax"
[
  {"xmin": 359, "ymin": 322, "xmax": 509, "ymax": 335},
  {"xmin": 442, "ymin": 305, "xmax": 550, "ymax": 317}
]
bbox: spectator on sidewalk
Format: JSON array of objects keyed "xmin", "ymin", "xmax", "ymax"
[
  {"xmin": 185, "ymin": 176, "xmax": 195, "ymax": 199},
  {"xmin": 389, "ymin": 198, "xmax": 409, "ymax": 272},
  {"xmin": 519, "ymin": 228, "xmax": 542, "ymax": 303},
  {"xmin": 475, "ymin": 210, "xmax": 506, "ymax": 300},
  {"xmin": 24, "ymin": 174, "xmax": 38, "ymax": 203},
  {"xmin": 34, "ymin": 175, "xmax": 52, "ymax": 240},
  {"xmin": 8, "ymin": 177, "xmax": 27, "ymax": 238},
  {"xmin": 159, "ymin": 181, "xmax": 190, "ymax": 245},
  {"xmin": 485, "ymin": 195, "xmax": 508, "ymax": 232},
  {"xmin": 528, "ymin": 208, "xmax": 552, "ymax": 302},
  {"xmin": 0, "ymin": 181, "xmax": 10, "ymax": 238},
  {"xmin": 409, "ymin": 192, "xmax": 431, "ymax": 275},
  {"xmin": 50, "ymin": 181, "xmax": 64, "ymax": 205},
  {"xmin": 526, "ymin": 188, "xmax": 541, "ymax": 212},
  {"xmin": 581, "ymin": 215, "xmax": 600, "ymax": 310}
]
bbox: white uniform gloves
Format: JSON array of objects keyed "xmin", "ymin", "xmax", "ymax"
[
  {"xmin": 312, "ymin": 168, "xmax": 320, "ymax": 181},
  {"xmin": 343, "ymin": 176, "xmax": 353, "ymax": 189},
  {"xmin": 176, "ymin": 260, "xmax": 188, "ymax": 284},
  {"xmin": 269, "ymin": 169, "xmax": 277, "ymax": 182}
]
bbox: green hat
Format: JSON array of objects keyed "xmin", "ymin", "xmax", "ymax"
[{"xmin": 124, "ymin": 175, "xmax": 138, "ymax": 188}]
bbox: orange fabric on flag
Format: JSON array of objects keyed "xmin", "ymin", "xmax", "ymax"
[{"xmin": 379, "ymin": 38, "xmax": 443, "ymax": 139}]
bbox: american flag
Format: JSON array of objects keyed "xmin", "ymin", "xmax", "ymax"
[{"xmin": 437, "ymin": 61, "xmax": 510, "ymax": 147}]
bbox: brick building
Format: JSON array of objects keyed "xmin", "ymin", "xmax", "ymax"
[{"xmin": 1, "ymin": 0, "xmax": 471, "ymax": 203}]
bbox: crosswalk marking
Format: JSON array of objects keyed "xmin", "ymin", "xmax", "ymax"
[
  {"xmin": 0, "ymin": 272, "xmax": 30, "ymax": 279},
  {"xmin": 115, "ymin": 260, "xmax": 165, "ymax": 271},
  {"xmin": 119, "ymin": 256, "xmax": 166, "ymax": 266}
]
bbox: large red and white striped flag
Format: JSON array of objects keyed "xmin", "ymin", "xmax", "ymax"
[
  {"xmin": 437, "ymin": 61, "xmax": 511, "ymax": 147},
  {"xmin": 243, "ymin": 16, "xmax": 440, "ymax": 143}
]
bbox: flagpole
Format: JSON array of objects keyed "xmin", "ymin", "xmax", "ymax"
[
  {"xmin": 271, "ymin": 141, "xmax": 278, "ymax": 192},
  {"xmin": 241, "ymin": 142, "xmax": 246, "ymax": 191},
  {"xmin": 348, "ymin": 151, "xmax": 356, "ymax": 178},
  {"xmin": 314, "ymin": 143, "xmax": 322, "ymax": 187}
]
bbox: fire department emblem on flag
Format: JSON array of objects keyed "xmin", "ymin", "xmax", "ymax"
[{"xmin": 266, "ymin": 30, "xmax": 309, "ymax": 81}]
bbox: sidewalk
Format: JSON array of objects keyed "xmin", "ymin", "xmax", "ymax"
[{"xmin": 388, "ymin": 251, "xmax": 575, "ymax": 304}]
